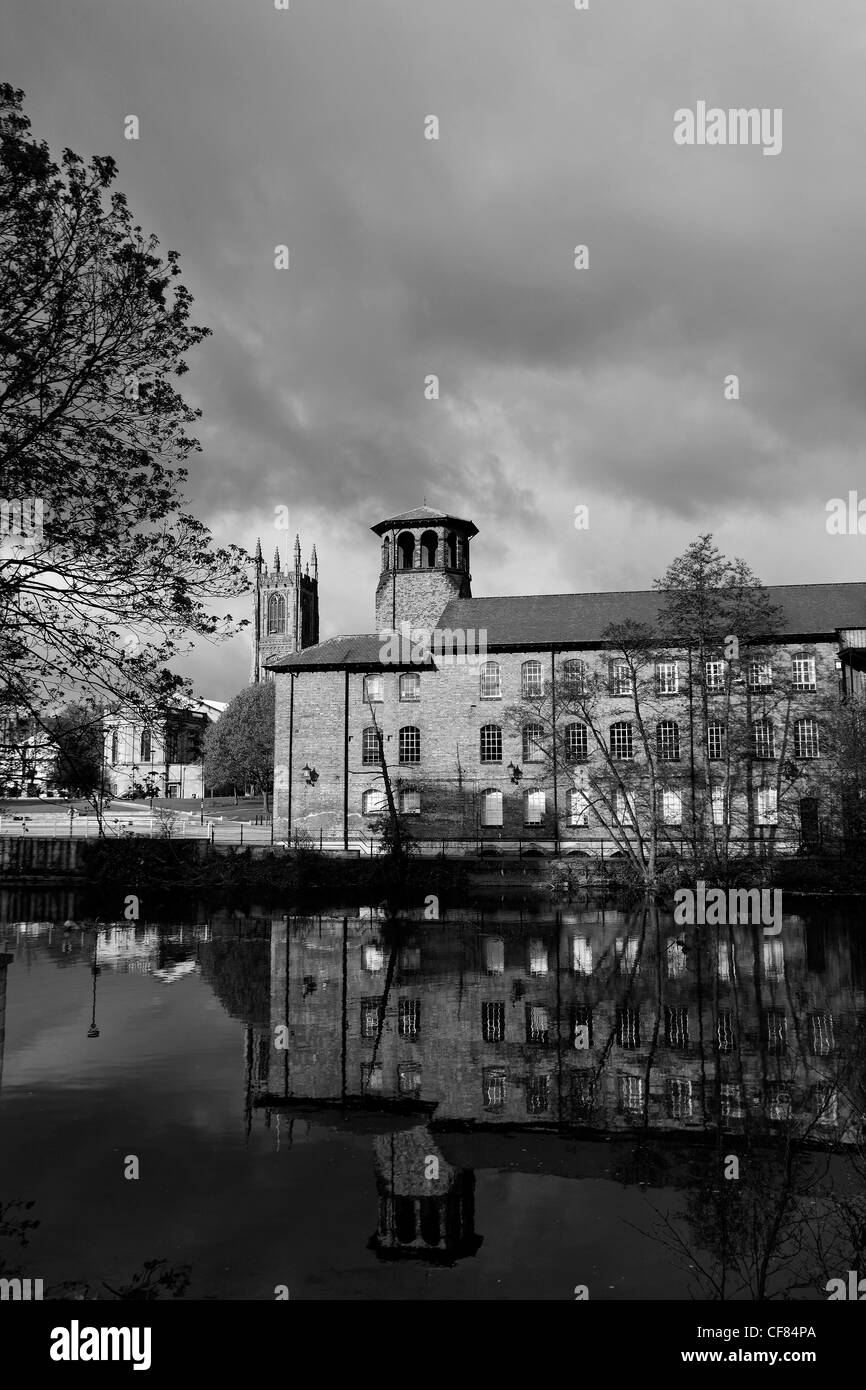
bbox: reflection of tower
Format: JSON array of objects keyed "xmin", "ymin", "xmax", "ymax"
[
  {"xmin": 87, "ymin": 938, "xmax": 101, "ymax": 1038},
  {"xmin": 251, "ymin": 534, "xmax": 319, "ymax": 682},
  {"xmin": 369, "ymin": 1126, "xmax": 482, "ymax": 1263},
  {"xmin": 0, "ymin": 950, "xmax": 12, "ymax": 1093}
]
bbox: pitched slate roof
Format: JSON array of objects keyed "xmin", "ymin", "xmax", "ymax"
[
  {"xmin": 370, "ymin": 505, "xmax": 478, "ymax": 536},
  {"xmin": 267, "ymin": 634, "xmax": 436, "ymax": 672},
  {"xmin": 265, "ymin": 582, "xmax": 866, "ymax": 671}
]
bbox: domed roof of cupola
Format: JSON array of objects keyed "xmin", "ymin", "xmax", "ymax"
[{"xmin": 371, "ymin": 505, "xmax": 477, "ymax": 537}]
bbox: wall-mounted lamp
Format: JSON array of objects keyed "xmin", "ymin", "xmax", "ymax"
[
  {"xmin": 834, "ymin": 659, "xmax": 843, "ymax": 671},
  {"xmin": 507, "ymin": 761, "xmax": 523, "ymax": 784},
  {"xmin": 302, "ymin": 764, "xmax": 318, "ymax": 786}
]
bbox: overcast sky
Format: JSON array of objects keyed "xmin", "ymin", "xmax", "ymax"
[{"xmin": 6, "ymin": 0, "xmax": 866, "ymax": 699}]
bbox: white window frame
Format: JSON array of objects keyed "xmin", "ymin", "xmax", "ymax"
[
  {"xmin": 757, "ymin": 787, "xmax": 778, "ymax": 825},
  {"xmin": 656, "ymin": 660, "xmax": 679, "ymax": 695},
  {"xmin": 791, "ymin": 656, "xmax": 816, "ymax": 692},
  {"xmin": 521, "ymin": 659, "xmax": 544, "ymax": 699},
  {"xmin": 479, "ymin": 661, "xmax": 502, "ymax": 699}
]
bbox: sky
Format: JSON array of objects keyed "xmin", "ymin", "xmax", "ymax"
[{"xmin": 5, "ymin": 0, "xmax": 866, "ymax": 700}]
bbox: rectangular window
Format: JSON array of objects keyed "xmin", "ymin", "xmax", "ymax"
[
  {"xmin": 794, "ymin": 718, "xmax": 820, "ymax": 759},
  {"xmin": 361, "ymin": 1063, "xmax": 383, "ymax": 1093},
  {"xmin": 526, "ymin": 1004, "xmax": 550, "ymax": 1045},
  {"xmin": 361, "ymin": 727, "xmax": 380, "ymax": 765},
  {"xmin": 720, "ymin": 1083, "xmax": 744, "ymax": 1121},
  {"xmin": 363, "ymin": 674, "xmax": 384, "ymax": 703},
  {"xmin": 752, "ymin": 721, "xmax": 776, "ymax": 760},
  {"xmin": 617, "ymin": 937, "xmax": 640, "ymax": 975},
  {"xmin": 792, "ymin": 656, "xmax": 816, "ymax": 691},
  {"xmin": 523, "ymin": 789, "xmax": 545, "ymax": 825},
  {"xmin": 400, "ymin": 945, "xmax": 421, "ymax": 972},
  {"xmin": 616, "ymin": 1006, "xmax": 640, "ymax": 1049},
  {"xmin": 656, "ymin": 661, "xmax": 679, "ymax": 695},
  {"xmin": 522, "ymin": 724, "xmax": 545, "ymax": 761},
  {"xmin": 529, "ymin": 939, "xmax": 548, "ymax": 975},
  {"xmin": 399, "ymin": 672, "xmax": 421, "ymax": 701},
  {"xmin": 483, "ymin": 1067, "xmax": 507, "ymax": 1111},
  {"xmin": 362, "ymin": 943, "xmax": 384, "ymax": 973},
  {"xmin": 762, "ymin": 938, "xmax": 784, "ymax": 981},
  {"xmin": 757, "ymin": 788, "xmax": 778, "ymax": 825},
  {"xmin": 399, "ymin": 727, "xmax": 420, "ymax": 764},
  {"xmin": 707, "ymin": 722, "xmax": 725, "ymax": 761},
  {"xmin": 398, "ymin": 998, "xmax": 420, "ymax": 1039},
  {"xmin": 397, "ymin": 1062, "xmax": 422, "ymax": 1095},
  {"xmin": 658, "ymin": 789, "xmax": 682, "ymax": 825},
  {"xmin": 812, "ymin": 1085, "xmax": 838, "ymax": 1127},
  {"xmin": 522, "ymin": 662, "xmax": 544, "ymax": 699},
  {"xmin": 808, "ymin": 1011, "xmax": 834, "ymax": 1056},
  {"xmin": 482, "ymin": 1001, "xmax": 505, "ymax": 1042},
  {"xmin": 566, "ymin": 789, "xmax": 588, "ymax": 826},
  {"xmin": 618, "ymin": 1073, "xmax": 644, "ymax": 1114},
  {"xmin": 480, "ymin": 663, "xmax": 501, "ymax": 699},
  {"xmin": 399, "ymin": 789, "xmax": 421, "ymax": 815},
  {"xmin": 526, "ymin": 1074, "xmax": 551, "ymax": 1114},
  {"xmin": 572, "ymin": 935, "xmax": 593, "ymax": 975},
  {"xmin": 748, "ymin": 660, "xmax": 773, "ymax": 690},
  {"xmin": 765, "ymin": 1008, "xmax": 788, "ymax": 1055},
  {"xmin": 665, "ymin": 1005, "xmax": 689, "ymax": 1050},
  {"xmin": 480, "ymin": 725, "xmax": 502, "ymax": 763},
  {"xmin": 610, "ymin": 723, "xmax": 634, "ymax": 759},
  {"xmin": 711, "ymin": 786, "xmax": 727, "ymax": 826},
  {"xmin": 717, "ymin": 1010, "xmax": 735, "ymax": 1053},
  {"xmin": 610, "ymin": 660, "xmax": 632, "ymax": 697},
  {"xmin": 718, "ymin": 940, "xmax": 736, "ymax": 982},
  {"xmin": 666, "ymin": 937, "xmax": 687, "ymax": 979},
  {"xmin": 484, "ymin": 937, "xmax": 505, "ymax": 974},
  {"xmin": 565, "ymin": 723, "xmax": 588, "ymax": 761},
  {"xmin": 705, "ymin": 659, "xmax": 725, "ymax": 692},
  {"xmin": 571, "ymin": 1072, "xmax": 595, "ymax": 1119},
  {"xmin": 361, "ymin": 997, "xmax": 382, "ymax": 1040},
  {"xmin": 615, "ymin": 789, "xmax": 637, "ymax": 825},
  {"xmin": 666, "ymin": 1078, "xmax": 693, "ymax": 1119},
  {"xmin": 481, "ymin": 789, "xmax": 503, "ymax": 826}
]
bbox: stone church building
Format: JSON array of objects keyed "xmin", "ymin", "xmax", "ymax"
[{"xmin": 265, "ymin": 504, "xmax": 866, "ymax": 853}]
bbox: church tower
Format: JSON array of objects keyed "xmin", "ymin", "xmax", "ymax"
[
  {"xmin": 372, "ymin": 505, "xmax": 476, "ymax": 632},
  {"xmin": 251, "ymin": 534, "xmax": 319, "ymax": 681}
]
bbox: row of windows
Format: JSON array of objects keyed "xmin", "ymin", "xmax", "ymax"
[
  {"xmin": 358, "ymin": 975, "xmax": 833, "ymax": 1061},
  {"xmin": 357, "ymin": 717, "xmax": 822, "ymax": 767},
  {"xmin": 360, "ymin": 656, "xmax": 820, "ymax": 704},
  {"xmin": 361, "ymin": 784, "xmax": 784, "ymax": 826},
  {"xmin": 360, "ymin": 1064, "xmax": 838, "ymax": 1124},
  {"xmin": 481, "ymin": 935, "xmax": 804, "ymax": 984}
]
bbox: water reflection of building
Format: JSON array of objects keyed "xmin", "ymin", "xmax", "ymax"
[
  {"xmin": 263, "ymin": 907, "xmax": 866, "ymax": 1146},
  {"xmin": 370, "ymin": 1128, "xmax": 482, "ymax": 1263},
  {"xmin": 0, "ymin": 949, "xmax": 12, "ymax": 1093}
]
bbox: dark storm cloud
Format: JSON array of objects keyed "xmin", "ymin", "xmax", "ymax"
[{"xmin": 5, "ymin": 0, "xmax": 866, "ymax": 696}]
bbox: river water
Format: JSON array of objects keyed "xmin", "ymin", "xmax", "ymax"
[{"xmin": 1, "ymin": 889, "xmax": 863, "ymax": 1300}]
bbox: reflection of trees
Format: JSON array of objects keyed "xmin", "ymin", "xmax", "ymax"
[
  {"xmin": 632, "ymin": 918, "xmax": 866, "ymax": 1300},
  {"xmin": 199, "ymin": 934, "xmax": 270, "ymax": 1028}
]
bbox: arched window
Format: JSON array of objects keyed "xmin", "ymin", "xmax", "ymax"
[
  {"xmin": 140, "ymin": 728, "xmax": 152, "ymax": 761},
  {"xmin": 267, "ymin": 593, "xmax": 286, "ymax": 634},
  {"xmin": 566, "ymin": 789, "xmax": 588, "ymax": 827},
  {"xmin": 480, "ymin": 725, "xmax": 502, "ymax": 763},
  {"xmin": 361, "ymin": 727, "xmax": 380, "ymax": 765},
  {"xmin": 399, "ymin": 672, "xmax": 421, "ymax": 702},
  {"xmin": 562, "ymin": 660, "xmax": 586, "ymax": 696},
  {"xmin": 382, "ymin": 536, "xmax": 390, "ymax": 571},
  {"xmin": 657, "ymin": 720, "xmax": 680, "ymax": 761},
  {"xmin": 522, "ymin": 659, "xmax": 544, "ymax": 699},
  {"xmin": 522, "ymin": 723, "xmax": 545, "ymax": 761},
  {"xmin": 479, "ymin": 661, "xmax": 501, "ymax": 699},
  {"xmin": 446, "ymin": 531, "xmax": 457, "ymax": 568},
  {"xmin": 396, "ymin": 532, "xmax": 415, "ymax": 570},
  {"xmin": 794, "ymin": 718, "xmax": 820, "ymax": 759},
  {"xmin": 480, "ymin": 788, "xmax": 503, "ymax": 826},
  {"xmin": 111, "ymin": 729, "xmax": 118, "ymax": 763},
  {"xmin": 610, "ymin": 721, "xmax": 634, "ymax": 759},
  {"xmin": 362, "ymin": 788, "xmax": 387, "ymax": 816},
  {"xmin": 399, "ymin": 726, "xmax": 420, "ymax": 764},
  {"xmin": 752, "ymin": 718, "xmax": 776, "ymax": 759},
  {"xmin": 523, "ymin": 789, "xmax": 545, "ymax": 825},
  {"xmin": 419, "ymin": 530, "xmax": 438, "ymax": 568},
  {"xmin": 564, "ymin": 722, "xmax": 588, "ymax": 761}
]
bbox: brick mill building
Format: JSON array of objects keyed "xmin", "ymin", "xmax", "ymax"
[{"xmin": 266, "ymin": 504, "xmax": 866, "ymax": 852}]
